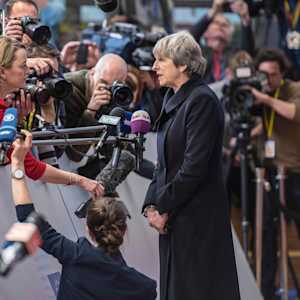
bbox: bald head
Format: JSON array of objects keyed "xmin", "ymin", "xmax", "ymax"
[{"xmin": 93, "ymin": 54, "xmax": 128, "ymax": 87}]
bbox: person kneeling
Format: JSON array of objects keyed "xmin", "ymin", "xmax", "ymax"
[{"xmin": 10, "ymin": 130, "xmax": 157, "ymax": 300}]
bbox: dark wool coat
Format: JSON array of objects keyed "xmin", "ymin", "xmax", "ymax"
[{"xmin": 144, "ymin": 75, "xmax": 241, "ymax": 300}]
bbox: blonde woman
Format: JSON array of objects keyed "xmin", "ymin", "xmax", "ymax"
[{"xmin": 0, "ymin": 36, "xmax": 102, "ymax": 196}]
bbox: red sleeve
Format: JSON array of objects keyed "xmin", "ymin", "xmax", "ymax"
[
  {"xmin": 7, "ymin": 148, "xmax": 47, "ymax": 180},
  {"xmin": 1, "ymin": 103, "xmax": 47, "ymax": 180}
]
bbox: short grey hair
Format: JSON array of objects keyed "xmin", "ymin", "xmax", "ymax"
[{"xmin": 153, "ymin": 31, "xmax": 207, "ymax": 77}]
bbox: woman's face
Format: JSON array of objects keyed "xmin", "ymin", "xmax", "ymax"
[
  {"xmin": 3, "ymin": 49, "xmax": 28, "ymax": 92},
  {"xmin": 152, "ymin": 55, "xmax": 185, "ymax": 91}
]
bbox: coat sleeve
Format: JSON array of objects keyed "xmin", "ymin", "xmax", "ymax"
[
  {"xmin": 142, "ymin": 166, "xmax": 158, "ymax": 212},
  {"xmin": 156, "ymin": 95, "xmax": 221, "ymax": 214},
  {"xmin": 16, "ymin": 204, "xmax": 81, "ymax": 265}
]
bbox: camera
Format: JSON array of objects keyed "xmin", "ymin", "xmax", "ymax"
[
  {"xmin": 20, "ymin": 16, "xmax": 51, "ymax": 45},
  {"xmin": 15, "ymin": 69, "xmax": 72, "ymax": 105},
  {"xmin": 107, "ymin": 80, "xmax": 133, "ymax": 109},
  {"xmin": 80, "ymin": 22, "xmax": 165, "ymax": 65},
  {"xmin": 223, "ymin": 64, "xmax": 268, "ymax": 123},
  {"xmin": 132, "ymin": 47, "xmax": 155, "ymax": 71}
]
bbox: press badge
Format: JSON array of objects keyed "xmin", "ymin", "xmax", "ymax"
[{"xmin": 265, "ymin": 140, "xmax": 276, "ymax": 159}]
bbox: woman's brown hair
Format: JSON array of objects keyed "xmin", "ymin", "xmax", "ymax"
[{"xmin": 86, "ymin": 197, "xmax": 128, "ymax": 255}]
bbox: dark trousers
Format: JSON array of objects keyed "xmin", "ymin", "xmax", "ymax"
[{"xmin": 261, "ymin": 169, "xmax": 300, "ymax": 300}]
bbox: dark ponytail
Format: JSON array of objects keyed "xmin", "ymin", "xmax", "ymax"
[{"xmin": 86, "ymin": 197, "xmax": 128, "ymax": 255}]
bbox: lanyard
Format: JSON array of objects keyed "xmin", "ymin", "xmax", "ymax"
[
  {"xmin": 284, "ymin": 0, "xmax": 300, "ymax": 29},
  {"xmin": 263, "ymin": 80, "xmax": 284, "ymax": 139}
]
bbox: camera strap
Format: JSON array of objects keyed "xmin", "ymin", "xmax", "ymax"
[
  {"xmin": 23, "ymin": 110, "xmax": 36, "ymax": 131},
  {"xmin": 263, "ymin": 80, "xmax": 284, "ymax": 139}
]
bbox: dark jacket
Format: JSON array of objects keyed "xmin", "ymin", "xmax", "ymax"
[
  {"xmin": 144, "ymin": 75, "xmax": 240, "ymax": 300},
  {"xmin": 16, "ymin": 204, "xmax": 157, "ymax": 300}
]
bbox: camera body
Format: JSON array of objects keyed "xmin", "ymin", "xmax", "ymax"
[
  {"xmin": 107, "ymin": 80, "xmax": 133, "ymax": 109},
  {"xmin": 15, "ymin": 70, "xmax": 72, "ymax": 105},
  {"xmin": 20, "ymin": 16, "xmax": 51, "ymax": 45},
  {"xmin": 224, "ymin": 64, "xmax": 268, "ymax": 123}
]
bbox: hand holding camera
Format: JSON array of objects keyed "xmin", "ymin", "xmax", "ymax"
[
  {"xmin": 5, "ymin": 18, "xmax": 23, "ymax": 41},
  {"xmin": 7, "ymin": 90, "xmax": 35, "ymax": 125},
  {"xmin": 27, "ymin": 57, "xmax": 57, "ymax": 76},
  {"xmin": 251, "ymin": 87, "xmax": 272, "ymax": 106},
  {"xmin": 60, "ymin": 41, "xmax": 100, "ymax": 72},
  {"xmin": 5, "ymin": 17, "xmax": 51, "ymax": 46},
  {"xmin": 87, "ymin": 83, "xmax": 112, "ymax": 116}
]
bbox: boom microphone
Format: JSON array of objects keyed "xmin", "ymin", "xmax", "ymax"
[
  {"xmin": 94, "ymin": 0, "xmax": 118, "ymax": 12},
  {"xmin": 75, "ymin": 150, "xmax": 136, "ymax": 218},
  {"xmin": 0, "ymin": 212, "xmax": 44, "ymax": 277},
  {"xmin": 0, "ymin": 108, "xmax": 18, "ymax": 164}
]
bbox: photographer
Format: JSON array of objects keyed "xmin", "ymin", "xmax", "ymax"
[
  {"xmin": 4, "ymin": 0, "xmax": 56, "ymax": 75},
  {"xmin": 189, "ymin": 0, "xmax": 255, "ymax": 84},
  {"xmin": 251, "ymin": 48, "xmax": 300, "ymax": 300},
  {"xmin": 60, "ymin": 41, "xmax": 101, "ymax": 72},
  {"xmin": 63, "ymin": 53, "xmax": 128, "ymax": 162},
  {"xmin": 4, "ymin": 0, "xmax": 39, "ymax": 45},
  {"xmin": 0, "ymin": 36, "xmax": 102, "ymax": 196},
  {"xmin": 25, "ymin": 42, "xmax": 67, "ymax": 168},
  {"xmin": 7, "ymin": 130, "xmax": 157, "ymax": 300}
]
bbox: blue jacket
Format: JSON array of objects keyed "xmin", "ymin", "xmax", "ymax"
[{"xmin": 16, "ymin": 204, "xmax": 157, "ymax": 300}]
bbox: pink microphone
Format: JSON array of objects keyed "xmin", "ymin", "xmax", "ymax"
[
  {"xmin": 130, "ymin": 110, "xmax": 151, "ymax": 170},
  {"xmin": 130, "ymin": 110, "xmax": 151, "ymax": 135}
]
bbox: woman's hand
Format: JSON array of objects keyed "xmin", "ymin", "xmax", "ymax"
[
  {"xmin": 77, "ymin": 175, "xmax": 105, "ymax": 198},
  {"xmin": 11, "ymin": 130, "xmax": 32, "ymax": 164},
  {"xmin": 147, "ymin": 209, "xmax": 169, "ymax": 234},
  {"xmin": 12, "ymin": 90, "xmax": 35, "ymax": 124}
]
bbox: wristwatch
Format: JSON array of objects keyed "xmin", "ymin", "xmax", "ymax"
[{"xmin": 11, "ymin": 168, "xmax": 25, "ymax": 180}]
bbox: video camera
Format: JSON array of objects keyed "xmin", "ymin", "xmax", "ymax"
[
  {"xmin": 20, "ymin": 16, "xmax": 51, "ymax": 45},
  {"xmin": 79, "ymin": 22, "xmax": 165, "ymax": 66},
  {"xmin": 14, "ymin": 69, "xmax": 72, "ymax": 105},
  {"xmin": 223, "ymin": 64, "xmax": 268, "ymax": 123}
]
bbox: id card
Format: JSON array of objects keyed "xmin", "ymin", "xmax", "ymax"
[
  {"xmin": 265, "ymin": 140, "xmax": 276, "ymax": 159},
  {"xmin": 286, "ymin": 30, "xmax": 300, "ymax": 50}
]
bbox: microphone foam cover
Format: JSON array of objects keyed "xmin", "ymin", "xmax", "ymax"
[{"xmin": 130, "ymin": 110, "xmax": 151, "ymax": 134}]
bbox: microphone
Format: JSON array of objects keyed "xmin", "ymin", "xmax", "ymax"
[
  {"xmin": 109, "ymin": 107, "xmax": 133, "ymax": 168},
  {"xmin": 75, "ymin": 150, "xmax": 136, "ymax": 218},
  {"xmin": 0, "ymin": 108, "xmax": 18, "ymax": 164},
  {"xmin": 0, "ymin": 212, "xmax": 44, "ymax": 277},
  {"xmin": 109, "ymin": 107, "xmax": 132, "ymax": 135},
  {"xmin": 130, "ymin": 110, "xmax": 151, "ymax": 168},
  {"xmin": 94, "ymin": 0, "xmax": 118, "ymax": 12}
]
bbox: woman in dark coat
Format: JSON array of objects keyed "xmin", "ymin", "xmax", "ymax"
[{"xmin": 143, "ymin": 31, "xmax": 240, "ymax": 300}]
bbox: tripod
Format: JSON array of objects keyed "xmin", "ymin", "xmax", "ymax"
[{"xmin": 226, "ymin": 119, "xmax": 257, "ymax": 261}]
